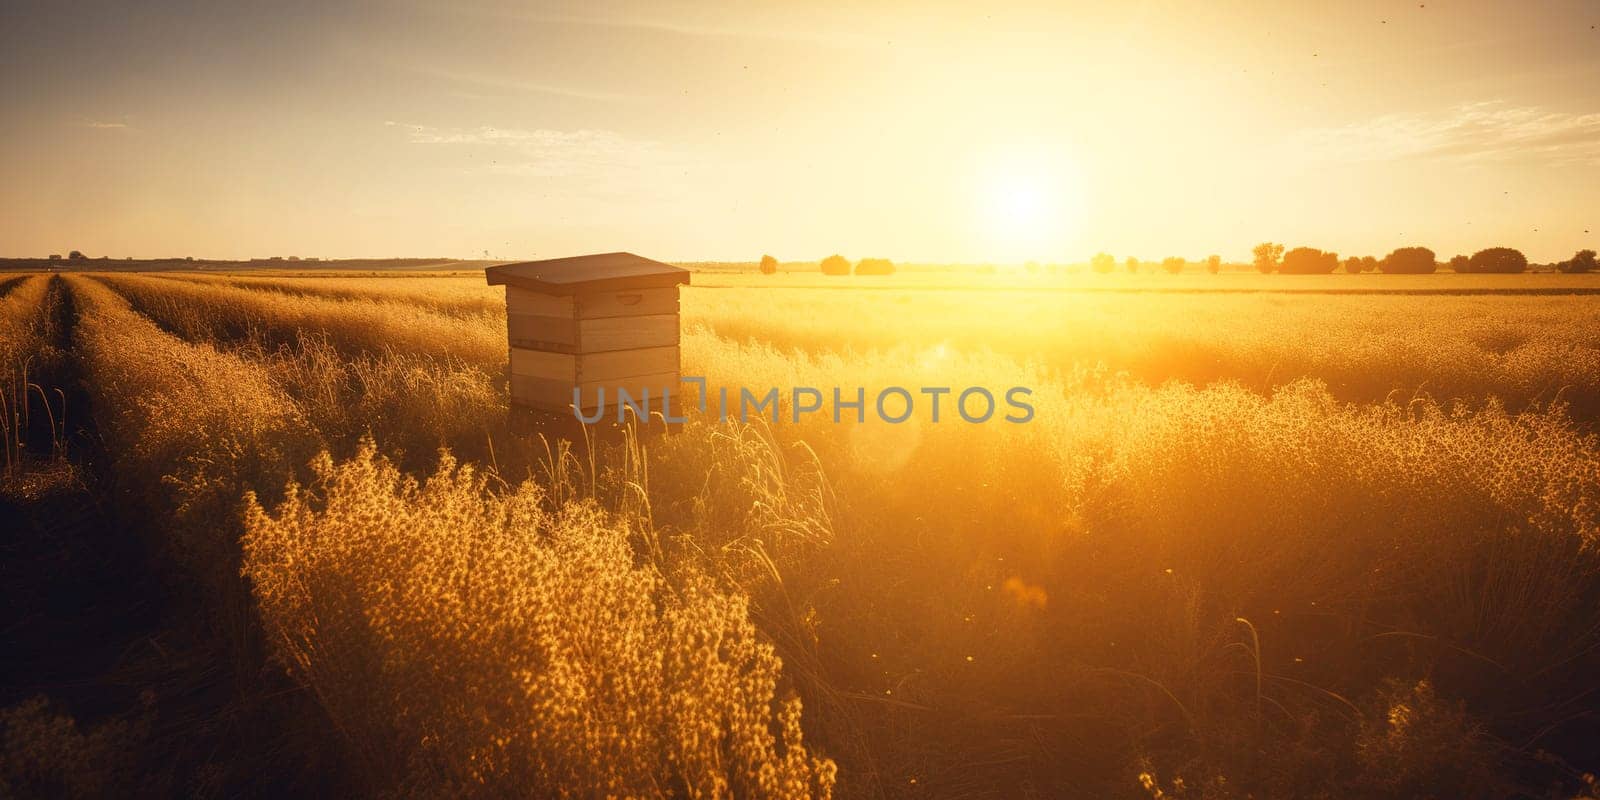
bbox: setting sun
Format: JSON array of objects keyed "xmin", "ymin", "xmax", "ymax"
[
  {"xmin": 981, "ymin": 172, "xmax": 1050, "ymax": 236},
  {"xmin": 972, "ymin": 148, "xmax": 1086, "ymax": 263}
]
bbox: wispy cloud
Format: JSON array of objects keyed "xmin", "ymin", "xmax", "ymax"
[
  {"xmin": 524, "ymin": 13, "xmax": 873, "ymax": 49},
  {"xmin": 1292, "ymin": 102, "xmax": 1600, "ymax": 167},
  {"xmin": 385, "ymin": 121, "xmax": 689, "ymax": 182},
  {"xmin": 399, "ymin": 1, "xmax": 870, "ymax": 49},
  {"xmin": 407, "ymin": 64, "xmax": 642, "ymax": 103},
  {"xmin": 82, "ymin": 121, "xmax": 130, "ymax": 130}
]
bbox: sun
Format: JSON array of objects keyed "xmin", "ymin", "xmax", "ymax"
[
  {"xmin": 982, "ymin": 173, "xmax": 1052, "ymax": 239},
  {"xmin": 971, "ymin": 147, "xmax": 1085, "ymax": 264}
]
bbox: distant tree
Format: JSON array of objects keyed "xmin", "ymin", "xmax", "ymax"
[
  {"xmin": 855, "ymin": 257, "xmax": 895, "ymax": 276},
  {"xmin": 1465, "ymin": 247, "xmax": 1528, "ymax": 274},
  {"xmin": 1161, "ymin": 256, "xmax": 1185, "ymax": 275},
  {"xmin": 1280, "ymin": 246, "xmax": 1339, "ymax": 274},
  {"xmin": 1380, "ymin": 246, "xmax": 1437, "ymax": 274},
  {"xmin": 1342, "ymin": 256, "xmax": 1364, "ymax": 274},
  {"xmin": 1446, "ymin": 255, "xmax": 1469, "ymax": 272},
  {"xmin": 1252, "ymin": 242, "xmax": 1284, "ymax": 274},
  {"xmin": 1125, "ymin": 256, "xmax": 1140, "ymax": 274},
  {"xmin": 48, "ymin": 254, "xmax": 62, "ymax": 261},
  {"xmin": 758, "ymin": 254, "xmax": 778, "ymax": 275},
  {"xmin": 1205, "ymin": 254, "xmax": 1221, "ymax": 274},
  {"xmin": 820, "ymin": 254, "xmax": 851, "ymax": 276},
  {"xmin": 68, "ymin": 250, "xmax": 86, "ymax": 260},
  {"xmin": 1090, "ymin": 252, "xmax": 1116, "ymax": 274},
  {"xmin": 1558, "ymin": 249, "xmax": 1597, "ymax": 274},
  {"xmin": 1317, "ymin": 249, "xmax": 1340, "ymax": 273}
]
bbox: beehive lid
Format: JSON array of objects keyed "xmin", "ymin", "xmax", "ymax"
[{"xmin": 485, "ymin": 252, "xmax": 690, "ymax": 295}]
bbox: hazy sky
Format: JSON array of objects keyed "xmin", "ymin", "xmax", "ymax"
[{"xmin": 2, "ymin": 0, "xmax": 1597, "ymax": 262}]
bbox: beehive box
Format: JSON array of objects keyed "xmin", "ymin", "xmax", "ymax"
[{"xmin": 486, "ymin": 252, "xmax": 689, "ymax": 414}]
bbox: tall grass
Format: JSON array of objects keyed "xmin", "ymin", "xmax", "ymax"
[
  {"xmin": 65, "ymin": 276, "xmax": 317, "ymax": 641},
  {"xmin": 242, "ymin": 333, "xmax": 505, "ymax": 467},
  {"xmin": 158, "ymin": 272, "xmax": 504, "ymax": 319},
  {"xmin": 90, "ymin": 274, "xmax": 507, "ymax": 466},
  {"xmin": 1, "ymin": 276, "xmax": 69, "ymax": 483},
  {"xmin": 65, "ymin": 275, "xmax": 839, "ymax": 797},
  {"xmin": 670, "ymin": 330, "xmax": 1600, "ymax": 796},
  {"xmin": 34, "ymin": 273, "xmax": 1600, "ymax": 796},
  {"xmin": 685, "ymin": 288, "xmax": 1600, "ymax": 414},
  {"xmin": 94, "ymin": 273, "xmax": 505, "ymax": 370},
  {"xmin": 242, "ymin": 441, "xmax": 837, "ymax": 798}
]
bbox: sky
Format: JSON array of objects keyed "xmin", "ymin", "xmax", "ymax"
[{"xmin": 1, "ymin": 0, "xmax": 1597, "ymax": 264}]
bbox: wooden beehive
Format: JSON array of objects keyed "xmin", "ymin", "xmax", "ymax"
[{"xmin": 486, "ymin": 252, "xmax": 689, "ymax": 414}]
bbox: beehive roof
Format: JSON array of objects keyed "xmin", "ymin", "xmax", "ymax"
[{"xmin": 485, "ymin": 252, "xmax": 690, "ymax": 294}]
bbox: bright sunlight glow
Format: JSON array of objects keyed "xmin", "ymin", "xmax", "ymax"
[
  {"xmin": 971, "ymin": 146, "xmax": 1086, "ymax": 265},
  {"xmin": 985, "ymin": 175, "xmax": 1050, "ymax": 235}
]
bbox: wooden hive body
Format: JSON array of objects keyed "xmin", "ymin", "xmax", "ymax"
[{"xmin": 487, "ymin": 253, "xmax": 688, "ymax": 414}]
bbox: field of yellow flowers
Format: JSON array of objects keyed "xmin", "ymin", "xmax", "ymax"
[{"xmin": 3, "ymin": 270, "xmax": 1600, "ymax": 798}]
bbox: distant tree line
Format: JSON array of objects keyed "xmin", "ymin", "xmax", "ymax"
[
  {"xmin": 757, "ymin": 245, "xmax": 1595, "ymax": 277},
  {"xmin": 758, "ymin": 254, "xmax": 898, "ymax": 276},
  {"xmin": 1237, "ymin": 243, "xmax": 1596, "ymax": 275},
  {"xmin": 1250, "ymin": 243, "xmax": 1416, "ymax": 274},
  {"xmin": 1457, "ymin": 247, "xmax": 1527, "ymax": 274},
  {"xmin": 1559, "ymin": 249, "xmax": 1597, "ymax": 274},
  {"xmin": 1079, "ymin": 244, "xmax": 1594, "ymax": 276}
]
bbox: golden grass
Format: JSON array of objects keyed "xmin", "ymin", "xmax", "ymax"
[
  {"xmin": 159, "ymin": 272, "xmax": 504, "ymax": 319},
  {"xmin": 100, "ymin": 270, "xmax": 1600, "ymax": 413},
  {"xmin": 684, "ymin": 287, "xmax": 1600, "ymax": 413},
  {"xmin": 64, "ymin": 276, "xmax": 317, "ymax": 636},
  {"xmin": 242, "ymin": 333, "xmax": 505, "ymax": 467},
  {"xmin": 93, "ymin": 273, "xmax": 505, "ymax": 370},
  {"xmin": 90, "ymin": 273, "xmax": 514, "ymax": 466},
  {"xmin": 91, "ymin": 270, "xmax": 1600, "ymax": 414},
  {"xmin": 2, "ymin": 276, "xmax": 68, "ymax": 479},
  {"xmin": 60, "ymin": 275, "xmax": 841, "ymax": 796},
  {"xmin": 1, "ymin": 275, "xmax": 50, "ymax": 371},
  {"xmin": 666, "ymin": 333, "xmax": 1600, "ymax": 794},
  {"xmin": 28, "ymin": 271, "xmax": 1600, "ymax": 797},
  {"xmin": 243, "ymin": 442, "xmax": 836, "ymax": 797}
]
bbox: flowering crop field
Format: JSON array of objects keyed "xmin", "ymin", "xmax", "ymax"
[{"xmin": 3, "ymin": 270, "xmax": 1600, "ymax": 798}]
